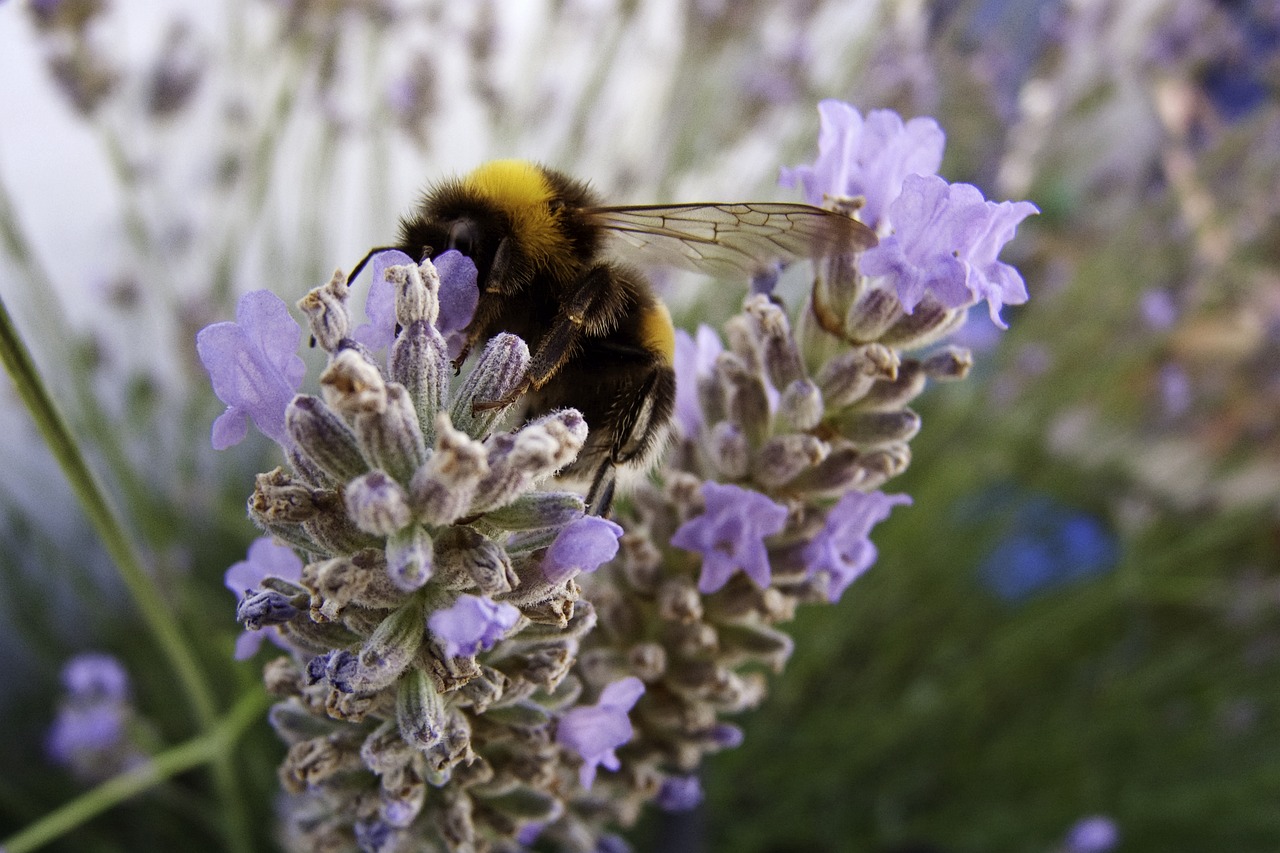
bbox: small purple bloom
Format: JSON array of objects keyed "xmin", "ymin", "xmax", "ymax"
[
  {"xmin": 61, "ymin": 653, "xmax": 129, "ymax": 703},
  {"xmin": 1139, "ymin": 288, "xmax": 1178, "ymax": 330},
  {"xmin": 780, "ymin": 101, "xmax": 945, "ymax": 229},
  {"xmin": 225, "ymin": 537, "xmax": 303, "ymax": 660},
  {"xmin": 804, "ymin": 490, "xmax": 911, "ymax": 602},
  {"xmin": 861, "ymin": 174, "xmax": 1038, "ymax": 328},
  {"xmin": 656, "ymin": 775, "xmax": 704, "ymax": 811},
  {"xmin": 196, "ymin": 290, "xmax": 306, "ymax": 449},
  {"xmin": 352, "ymin": 249, "xmax": 479, "ymax": 359},
  {"xmin": 47, "ymin": 703, "xmax": 127, "ymax": 767},
  {"xmin": 542, "ymin": 516, "xmax": 624, "ymax": 583},
  {"xmin": 670, "ymin": 481, "xmax": 788, "ymax": 594},
  {"xmin": 428, "ymin": 594, "xmax": 520, "ymax": 658},
  {"xmin": 556, "ymin": 676, "xmax": 645, "ymax": 789},
  {"xmin": 1063, "ymin": 815, "xmax": 1120, "ymax": 853},
  {"xmin": 673, "ymin": 325, "xmax": 724, "ymax": 438}
]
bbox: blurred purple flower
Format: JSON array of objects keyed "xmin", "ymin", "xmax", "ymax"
[
  {"xmin": 542, "ymin": 516, "xmax": 624, "ymax": 583},
  {"xmin": 860, "ymin": 174, "xmax": 1038, "ymax": 328},
  {"xmin": 803, "ymin": 490, "xmax": 911, "ymax": 602},
  {"xmin": 1063, "ymin": 815, "xmax": 1120, "ymax": 853},
  {"xmin": 780, "ymin": 101, "xmax": 945, "ymax": 228},
  {"xmin": 428, "ymin": 594, "xmax": 520, "ymax": 658},
  {"xmin": 556, "ymin": 676, "xmax": 645, "ymax": 789},
  {"xmin": 671, "ymin": 481, "xmax": 788, "ymax": 594},
  {"xmin": 978, "ymin": 495, "xmax": 1118, "ymax": 602},
  {"xmin": 61, "ymin": 653, "xmax": 129, "ymax": 702},
  {"xmin": 673, "ymin": 325, "xmax": 724, "ymax": 438},
  {"xmin": 656, "ymin": 775, "xmax": 704, "ymax": 811},
  {"xmin": 225, "ymin": 537, "xmax": 303, "ymax": 660},
  {"xmin": 196, "ymin": 290, "xmax": 305, "ymax": 449}
]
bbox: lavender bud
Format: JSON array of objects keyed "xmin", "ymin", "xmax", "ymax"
[
  {"xmin": 656, "ymin": 579, "xmax": 703, "ymax": 624},
  {"xmin": 459, "ymin": 665, "xmax": 508, "ymax": 714},
  {"xmin": 302, "ymin": 552, "xmax": 403, "ymax": 622},
  {"xmin": 744, "ymin": 295, "xmax": 806, "ymax": 389},
  {"xmin": 385, "ymin": 524, "xmax": 434, "ymax": 591},
  {"xmin": 835, "ymin": 408, "xmax": 921, "ymax": 447},
  {"xmin": 480, "ymin": 491, "xmax": 585, "ymax": 530},
  {"xmin": 268, "ymin": 698, "xmax": 336, "ymax": 742},
  {"xmin": 451, "ymin": 333, "xmax": 530, "ymax": 438},
  {"xmin": 390, "ymin": 320, "xmax": 450, "ymax": 443},
  {"xmin": 236, "ymin": 589, "xmax": 301, "ymax": 629},
  {"xmin": 707, "ymin": 421, "xmax": 749, "ymax": 479},
  {"xmin": 297, "ymin": 270, "xmax": 351, "ymax": 353},
  {"xmin": 386, "ymin": 259, "xmax": 438, "ymax": 327},
  {"xmin": 879, "ymin": 296, "xmax": 964, "ymax": 349},
  {"xmin": 666, "ymin": 621, "xmax": 719, "ymax": 659},
  {"xmin": 716, "ymin": 622, "xmax": 795, "ymax": 672},
  {"xmin": 816, "ymin": 344, "xmax": 899, "ymax": 408},
  {"xmin": 477, "ymin": 788, "xmax": 562, "ymax": 824},
  {"xmin": 409, "ymin": 414, "xmax": 489, "ymax": 525},
  {"xmin": 843, "ymin": 287, "xmax": 902, "ymax": 342},
  {"xmin": 380, "ymin": 762, "xmax": 427, "ymax": 828},
  {"xmin": 345, "ymin": 471, "xmax": 411, "ymax": 537},
  {"xmin": 280, "ymin": 736, "xmax": 364, "ymax": 793},
  {"xmin": 320, "ymin": 349, "xmax": 386, "ymax": 418},
  {"xmin": 779, "ymin": 379, "xmax": 824, "ymax": 431},
  {"xmin": 922, "ymin": 345, "xmax": 973, "ymax": 380},
  {"xmin": 249, "ymin": 468, "xmax": 325, "ymax": 524},
  {"xmin": 785, "ymin": 445, "xmax": 864, "ymax": 496},
  {"xmin": 469, "ymin": 410, "xmax": 588, "ymax": 514},
  {"xmin": 432, "ymin": 527, "xmax": 517, "ymax": 594},
  {"xmin": 355, "ymin": 384, "xmax": 427, "ymax": 485},
  {"xmin": 348, "ymin": 601, "xmax": 425, "ymax": 692},
  {"xmin": 753, "ymin": 434, "xmax": 829, "ymax": 487},
  {"xmin": 286, "ymin": 396, "xmax": 368, "ymax": 483},
  {"xmin": 302, "ymin": 500, "xmax": 383, "ymax": 556},
  {"xmin": 855, "ymin": 444, "xmax": 912, "ymax": 489},
  {"xmin": 716, "ymin": 353, "xmax": 770, "ymax": 447},
  {"xmin": 619, "ymin": 532, "xmax": 662, "ymax": 594},
  {"xmin": 397, "ymin": 666, "xmax": 447, "ymax": 750},
  {"xmin": 856, "ymin": 360, "xmax": 926, "ymax": 410},
  {"xmin": 628, "ymin": 642, "xmax": 667, "ymax": 681},
  {"xmin": 813, "ymin": 252, "xmax": 863, "ymax": 330}
]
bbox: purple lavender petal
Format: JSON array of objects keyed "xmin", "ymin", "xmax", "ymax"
[
  {"xmin": 224, "ymin": 537, "xmax": 304, "ymax": 596},
  {"xmin": 196, "ymin": 290, "xmax": 305, "ymax": 449},
  {"xmin": 542, "ymin": 516, "xmax": 624, "ymax": 583},
  {"xmin": 61, "ymin": 654, "xmax": 129, "ymax": 702},
  {"xmin": 556, "ymin": 676, "xmax": 645, "ymax": 789},
  {"xmin": 233, "ymin": 630, "xmax": 266, "ymax": 660},
  {"xmin": 670, "ymin": 482, "xmax": 788, "ymax": 594},
  {"xmin": 673, "ymin": 329, "xmax": 701, "ymax": 438},
  {"xmin": 803, "ymin": 491, "xmax": 911, "ymax": 602},
  {"xmin": 656, "ymin": 775, "xmax": 704, "ymax": 811},
  {"xmin": 780, "ymin": 101, "xmax": 945, "ymax": 228},
  {"xmin": 351, "ymin": 250, "xmax": 410, "ymax": 351},
  {"xmin": 428, "ymin": 594, "xmax": 520, "ymax": 658},
  {"xmin": 433, "ymin": 249, "xmax": 479, "ymax": 336}
]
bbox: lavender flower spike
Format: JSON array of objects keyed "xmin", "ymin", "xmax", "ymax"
[
  {"xmin": 197, "ymin": 290, "xmax": 306, "ymax": 449},
  {"xmin": 671, "ymin": 481, "xmax": 788, "ymax": 594},
  {"xmin": 542, "ymin": 516, "xmax": 624, "ymax": 583},
  {"xmin": 804, "ymin": 490, "xmax": 911, "ymax": 602},
  {"xmin": 428, "ymin": 594, "xmax": 521, "ymax": 658},
  {"xmin": 860, "ymin": 174, "xmax": 1038, "ymax": 328},
  {"xmin": 780, "ymin": 100, "xmax": 945, "ymax": 229},
  {"xmin": 556, "ymin": 676, "xmax": 645, "ymax": 789}
]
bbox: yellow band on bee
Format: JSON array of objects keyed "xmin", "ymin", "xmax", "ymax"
[{"xmin": 464, "ymin": 160, "xmax": 572, "ymax": 276}]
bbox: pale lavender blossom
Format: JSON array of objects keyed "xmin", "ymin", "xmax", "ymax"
[
  {"xmin": 673, "ymin": 325, "xmax": 724, "ymax": 438},
  {"xmin": 61, "ymin": 653, "xmax": 129, "ymax": 702},
  {"xmin": 556, "ymin": 676, "xmax": 645, "ymax": 789},
  {"xmin": 803, "ymin": 491, "xmax": 911, "ymax": 602},
  {"xmin": 224, "ymin": 537, "xmax": 303, "ymax": 660},
  {"xmin": 542, "ymin": 516, "xmax": 624, "ymax": 583},
  {"xmin": 428, "ymin": 594, "xmax": 521, "ymax": 658},
  {"xmin": 670, "ymin": 482, "xmax": 788, "ymax": 593},
  {"xmin": 656, "ymin": 775, "xmax": 704, "ymax": 811},
  {"xmin": 196, "ymin": 290, "xmax": 306, "ymax": 449},
  {"xmin": 860, "ymin": 174, "xmax": 1038, "ymax": 328},
  {"xmin": 1063, "ymin": 815, "xmax": 1120, "ymax": 853},
  {"xmin": 780, "ymin": 101, "xmax": 945, "ymax": 228},
  {"xmin": 352, "ymin": 249, "xmax": 479, "ymax": 358}
]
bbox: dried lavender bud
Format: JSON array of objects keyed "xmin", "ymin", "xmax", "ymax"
[
  {"xmin": 297, "ymin": 270, "xmax": 351, "ymax": 353},
  {"xmin": 835, "ymin": 408, "xmax": 921, "ymax": 447},
  {"xmin": 286, "ymin": 396, "xmax": 367, "ymax": 483},
  {"xmin": 843, "ymin": 287, "xmax": 902, "ymax": 342},
  {"xmin": 354, "ymin": 384, "xmax": 427, "ymax": 485},
  {"xmin": 921, "ymin": 345, "xmax": 973, "ymax": 379},
  {"xmin": 344, "ymin": 471, "xmax": 411, "ymax": 537},
  {"xmin": 409, "ymin": 414, "xmax": 489, "ymax": 526},
  {"xmin": 878, "ymin": 295, "xmax": 964, "ymax": 348},
  {"xmin": 753, "ymin": 434, "xmax": 829, "ymax": 488},
  {"xmin": 744, "ymin": 294, "xmax": 805, "ymax": 390},
  {"xmin": 778, "ymin": 378, "xmax": 824, "ymax": 431},
  {"xmin": 386, "ymin": 259, "xmax": 438, "ymax": 328},
  {"xmin": 855, "ymin": 360, "xmax": 925, "ymax": 410},
  {"xmin": 816, "ymin": 344, "xmax": 899, "ymax": 408}
]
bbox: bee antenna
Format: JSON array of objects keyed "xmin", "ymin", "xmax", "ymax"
[{"xmin": 346, "ymin": 246, "xmax": 402, "ymax": 287}]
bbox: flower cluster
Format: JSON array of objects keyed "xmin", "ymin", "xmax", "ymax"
[
  {"xmin": 201, "ymin": 101, "xmax": 1035, "ymax": 851},
  {"xmin": 46, "ymin": 653, "xmax": 146, "ymax": 783}
]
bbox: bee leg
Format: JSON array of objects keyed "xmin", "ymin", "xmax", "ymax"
[
  {"xmin": 585, "ymin": 461, "xmax": 617, "ymax": 517},
  {"xmin": 473, "ymin": 265, "xmax": 613, "ymax": 412}
]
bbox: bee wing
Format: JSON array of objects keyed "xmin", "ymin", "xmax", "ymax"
[{"xmin": 585, "ymin": 202, "xmax": 876, "ymax": 279}]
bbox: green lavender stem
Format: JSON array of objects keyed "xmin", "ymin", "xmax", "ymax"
[
  {"xmin": 0, "ymin": 293, "xmax": 252, "ymax": 853},
  {"xmin": 0, "ymin": 688, "xmax": 269, "ymax": 853}
]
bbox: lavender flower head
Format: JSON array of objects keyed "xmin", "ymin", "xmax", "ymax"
[
  {"xmin": 196, "ymin": 290, "xmax": 305, "ymax": 449},
  {"xmin": 46, "ymin": 653, "xmax": 143, "ymax": 782},
  {"xmin": 427, "ymin": 593, "xmax": 520, "ymax": 658},
  {"xmin": 671, "ymin": 481, "xmax": 789, "ymax": 594},
  {"xmin": 556, "ymin": 676, "xmax": 645, "ymax": 789}
]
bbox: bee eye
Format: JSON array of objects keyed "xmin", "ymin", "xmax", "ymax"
[{"xmin": 447, "ymin": 220, "xmax": 477, "ymax": 257}]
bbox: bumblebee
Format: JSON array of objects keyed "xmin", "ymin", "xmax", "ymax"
[{"xmin": 364, "ymin": 160, "xmax": 875, "ymax": 515}]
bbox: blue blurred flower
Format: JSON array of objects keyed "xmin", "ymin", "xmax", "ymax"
[
  {"xmin": 978, "ymin": 496, "xmax": 1118, "ymax": 602},
  {"xmin": 1062, "ymin": 815, "xmax": 1120, "ymax": 853}
]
